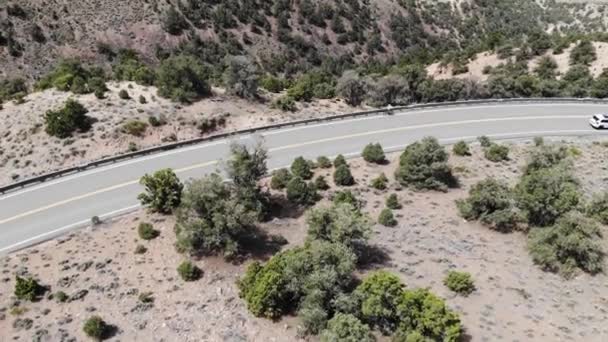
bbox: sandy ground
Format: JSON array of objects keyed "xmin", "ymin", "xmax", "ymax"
[
  {"xmin": 0, "ymin": 83, "xmax": 359, "ymax": 187},
  {"xmin": 1, "ymin": 138, "xmax": 608, "ymax": 341}
]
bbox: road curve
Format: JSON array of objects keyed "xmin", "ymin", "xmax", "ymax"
[{"xmin": 1, "ymin": 102, "xmax": 608, "ymax": 254}]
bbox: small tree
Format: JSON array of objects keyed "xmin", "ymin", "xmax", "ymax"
[
  {"xmin": 286, "ymin": 177, "xmax": 318, "ymax": 206},
  {"xmin": 316, "ymin": 156, "xmax": 332, "ymax": 168},
  {"xmin": 137, "ymin": 222, "xmax": 159, "ymax": 240},
  {"xmin": 395, "ymin": 137, "xmax": 456, "ymax": 191},
  {"xmin": 291, "ymin": 156, "xmax": 313, "ymax": 180},
  {"xmin": 353, "ymin": 270, "xmax": 405, "ymax": 333},
  {"xmin": 83, "ymin": 315, "xmax": 109, "ymax": 340},
  {"xmin": 362, "ymin": 143, "xmax": 386, "ymax": 164},
  {"xmin": 528, "ymin": 211, "xmax": 604, "ymax": 277},
  {"xmin": 138, "ymin": 169, "xmax": 183, "ymax": 214},
  {"xmin": 333, "ymin": 190, "xmax": 360, "ymax": 208},
  {"xmin": 452, "ymin": 141, "xmax": 470, "ymax": 156},
  {"xmin": 45, "ymin": 99, "xmax": 91, "ymax": 138},
  {"xmin": 223, "ymin": 55, "xmax": 260, "ymax": 100},
  {"xmin": 270, "ymin": 168, "xmax": 292, "ymax": 190},
  {"xmin": 370, "ymin": 173, "xmax": 388, "ymax": 190},
  {"xmin": 177, "ymin": 260, "xmax": 202, "ymax": 281},
  {"xmin": 386, "ymin": 194, "xmax": 401, "ymax": 209},
  {"xmin": 14, "ymin": 276, "xmax": 43, "ymax": 301},
  {"xmin": 156, "ymin": 54, "xmax": 211, "ymax": 103},
  {"xmin": 378, "ymin": 208, "xmax": 397, "ymax": 227},
  {"xmin": 334, "ymin": 154, "xmax": 348, "ymax": 168},
  {"xmin": 334, "ymin": 164, "xmax": 355, "ymax": 186},
  {"xmin": 306, "ymin": 203, "xmax": 372, "ymax": 252},
  {"xmin": 443, "ymin": 271, "xmax": 475, "ymax": 296},
  {"xmin": 337, "ymin": 70, "xmax": 366, "ymax": 106},
  {"xmin": 320, "ymin": 313, "xmax": 375, "ymax": 342},
  {"xmin": 314, "ymin": 176, "xmax": 330, "ymax": 191}
]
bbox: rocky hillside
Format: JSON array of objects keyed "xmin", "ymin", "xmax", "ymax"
[{"xmin": 2, "ymin": 0, "xmax": 608, "ymax": 81}]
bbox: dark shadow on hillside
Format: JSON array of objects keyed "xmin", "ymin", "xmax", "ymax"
[
  {"xmin": 234, "ymin": 226, "xmax": 288, "ymax": 263},
  {"xmin": 356, "ymin": 243, "xmax": 391, "ymax": 270},
  {"xmin": 267, "ymin": 194, "xmax": 307, "ymax": 219}
]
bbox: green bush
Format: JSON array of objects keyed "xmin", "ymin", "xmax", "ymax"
[
  {"xmin": 291, "ymin": 156, "xmax": 313, "ymax": 180},
  {"xmin": 14, "ymin": 276, "xmax": 43, "ymax": 301},
  {"xmin": 54, "ymin": 291, "xmax": 68, "ymax": 303},
  {"xmin": 337, "ymin": 70, "xmax": 366, "ymax": 106},
  {"xmin": 334, "ymin": 154, "xmax": 348, "ymax": 168},
  {"xmin": 334, "ymin": 164, "xmax": 355, "ymax": 186},
  {"xmin": 259, "ymin": 74, "xmax": 286, "ymax": 93},
  {"xmin": 515, "ymin": 165, "xmax": 580, "ymax": 227},
  {"xmin": 570, "ymin": 40, "xmax": 596, "ymax": 66},
  {"xmin": 484, "ymin": 143, "xmax": 509, "ymax": 162},
  {"xmin": 386, "ymin": 194, "xmax": 402, "ymax": 210},
  {"xmin": 121, "ymin": 120, "xmax": 147, "ymax": 137},
  {"xmin": 223, "ymin": 55, "xmax": 260, "ymax": 99},
  {"xmin": 83, "ymin": 315, "xmax": 110, "ymax": 340},
  {"xmin": 477, "ymin": 135, "xmax": 492, "ymax": 148},
  {"xmin": 378, "ymin": 208, "xmax": 397, "ymax": 227},
  {"xmin": 333, "ymin": 190, "xmax": 360, "ymax": 208},
  {"xmin": 137, "ymin": 222, "xmax": 159, "ymax": 240},
  {"xmin": 320, "ymin": 313, "xmax": 375, "ymax": 342},
  {"xmin": 134, "ymin": 244, "xmax": 147, "ymax": 254},
  {"xmin": 457, "ymin": 178, "xmax": 521, "ymax": 232},
  {"xmin": 314, "ymin": 176, "xmax": 330, "ymax": 191},
  {"xmin": 528, "ymin": 211, "xmax": 603, "ymax": 277},
  {"xmin": 272, "ymin": 95, "xmax": 296, "ymax": 111},
  {"xmin": 362, "ymin": 143, "xmax": 386, "ymax": 164},
  {"xmin": 177, "ymin": 260, "xmax": 202, "ymax": 281},
  {"xmin": 306, "ymin": 203, "xmax": 372, "ymax": 252},
  {"xmin": 452, "ymin": 141, "xmax": 470, "ymax": 156},
  {"xmin": 118, "ymin": 89, "xmax": 130, "ymax": 100},
  {"xmin": 45, "ymin": 99, "xmax": 91, "ymax": 138},
  {"xmin": 156, "ymin": 54, "xmax": 211, "ymax": 103},
  {"xmin": 286, "ymin": 177, "xmax": 318, "ymax": 206},
  {"xmin": 113, "ymin": 50, "xmax": 155, "ymax": 85},
  {"xmin": 270, "ymin": 168, "xmax": 292, "ymax": 190},
  {"xmin": 162, "ymin": 6, "xmax": 189, "ymax": 35},
  {"xmin": 353, "ymin": 270, "xmax": 405, "ymax": 333},
  {"xmin": 0, "ymin": 78, "xmax": 27, "ymax": 102},
  {"xmin": 37, "ymin": 60, "xmax": 105, "ymax": 94},
  {"xmin": 523, "ymin": 144, "xmax": 569, "ymax": 175},
  {"xmin": 138, "ymin": 169, "xmax": 183, "ymax": 214},
  {"xmin": 443, "ymin": 271, "xmax": 475, "ymax": 296},
  {"xmin": 587, "ymin": 192, "xmax": 608, "ymax": 224},
  {"xmin": 370, "ymin": 173, "xmax": 388, "ymax": 190},
  {"xmin": 395, "ymin": 137, "xmax": 456, "ymax": 191},
  {"xmin": 316, "ymin": 156, "xmax": 332, "ymax": 168}
]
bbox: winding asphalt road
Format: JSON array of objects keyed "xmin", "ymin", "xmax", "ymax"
[{"xmin": 1, "ymin": 102, "xmax": 608, "ymax": 254}]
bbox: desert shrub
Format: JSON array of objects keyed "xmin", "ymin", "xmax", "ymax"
[
  {"xmin": 0, "ymin": 78, "xmax": 27, "ymax": 102},
  {"xmin": 515, "ymin": 165, "xmax": 580, "ymax": 227},
  {"xmin": 306, "ymin": 203, "xmax": 372, "ymax": 253},
  {"xmin": 83, "ymin": 316, "xmax": 110, "ymax": 340},
  {"xmin": 287, "ymin": 72, "xmax": 335, "ymax": 102},
  {"xmin": 395, "ymin": 137, "xmax": 456, "ymax": 191},
  {"xmin": 138, "ymin": 168, "xmax": 183, "ymax": 214},
  {"xmin": 534, "ymin": 56, "xmax": 558, "ymax": 79},
  {"xmin": 477, "ymin": 135, "xmax": 492, "ymax": 148},
  {"xmin": 314, "ymin": 176, "xmax": 330, "ymax": 190},
  {"xmin": 134, "ymin": 244, "xmax": 147, "ymax": 254},
  {"xmin": 174, "ymin": 173, "xmax": 258, "ymax": 258},
  {"xmin": 362, "ymin": 143, "xmax": 386, "ymax": 164},
  {"xmin": 223, "ymin": 55, "xmax": 260, "ymax": 99},
  {"xmin": 137, "ymin": 222, "xmax": 159, "ymax": 240},
  {"xmin": 37, "ymin": 60, "xmax": 105, "ymax": 94},
  {"xmin": 316, "ymin": 156, "xmax": 332, "ymax": 168},
  {"xmin": 121, "ymin": 120, "xmax": 147, "ymax": 136},
  {"xmin": 44, "ymin": 99, "xmax": 91, "ymax": 138},
  {"xmin": 156, "ymin": 54, "xmax": 211, "ymax": 103},
  {"xmin": 523, "ymin": 144, "xmax": 569, "ymax": 175},
  {"xmin": 370, "ymin": 173, "xmax": 388, "ymax": 190},
  {"xmin": 570, "ymin": 40, "xmax": 596, "ymax": 66},
  {"xmin": 259, "ymin": 74, "xmax": 286, "ymax": 93},
  {"xmin": 334, "ymin": 154, "xmax": 347, "ymax": 168},
  {"xmin": 14, "ymin": 276, "xmax": 43, "ymax": 301},
  {"xmin": 528, "ymin": 211, "xmax": 604, "ymax": 277},
  {"xmin": 386, "ymin": 194, "xmax": 401, "ymax": 210},
  {"xmin": 320, "ymin": 313, "xmax": 375, "ymax": 342},
  {"xmin": 54, "ymin": 291, "xmax": 68, "ymax": 303},
  {"xmin": 587, "ymin": 192, "xmax": 608, "ymax": 224},
  {"xmin": 291, "ymin": 156, "xmax": 313, "ymax": 180},
  {"xmin": 177, "ymin": 260, "xmax": 202, "ymax": 281},
  {"xmin": 286, "ymin": 177, "xmax": 318, "ymax": 206},
  {"xmin": 337, "ymin": 70, "xmax": 366, "ymax": 106},
  {"xmin": 452, "ymin": 141, "xmax": 470, "ymax": 156},
  {"xmin": 333, "ymin": 190, "xmax": 360, "ymax": 208},
  {"xmin": 272, "ymin": 95, "xmax": 296, "ymax": 111},
  {"xmin": 394, "ymin": 288, "xmax": 462, "ymax": 342},
  {"xmin": 137, "ymin": 95, "xmax": 147, "ymax": 105},
  {"xmin": 334, "ymin": 165, "xmax": 355, "ymax": 186},
  {"xmin": 270, "ymin": 168, "xmax": 292, "ymax": 190},
  {"xmin": 484, "ymin": 144, "xmax": 509, "ymax": 162},
  {"xmin": 118, "ymin": 89, "xmax": 130, "ymax": 100},
  {"xmin": 378, "ymin": 208, "xmax": 397, "ymax": 227},
  {"xmin": 443, "ymin": 271, "xmax": 475, "ymax": 296},
  {"xmin": 353, "ymin": 270, "xmax": 405, "ymax": 333},
  {"xmin": 457, "ymin": 178, "xmax": 521, "ymax": 232},
  {"xmin": 148, "ymin": 115, "xmax": 165, "ymax": 127},
  {"xmin": 162, "ymin": 6, "xmax": 189, "ymax": 35},
  {"xmin": 113, "ymin": 50, "xmax": 155, "ymax": 85},
  {"xmin": 238, "ymin": 241, "xmax": 356, "ymax": 320}
]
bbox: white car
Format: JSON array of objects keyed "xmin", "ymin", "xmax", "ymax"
[{"xmin": 589, "ymin": 114, "xmax": 608, "ymax": 129}]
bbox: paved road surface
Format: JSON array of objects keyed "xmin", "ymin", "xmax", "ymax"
[{"xmin": 1, "ymin": 102, "xmax": 607, "ymax": 254}]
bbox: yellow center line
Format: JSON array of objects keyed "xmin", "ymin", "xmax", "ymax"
[{"xmin": 0, "ymin": 114, "xmax": 589, "ymax": 225}]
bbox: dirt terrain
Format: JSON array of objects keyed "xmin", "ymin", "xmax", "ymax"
[
  {"xmin": 2, "ymin": 137, "xmax": 608, "ymax": 341},
  {"xmin": 0, "ymin": 83, "xmax": 358, "ymax": 186}
]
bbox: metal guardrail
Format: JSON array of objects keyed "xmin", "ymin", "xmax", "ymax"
[{"xmin": 1, "ymin": 97, "xmax": 607, "ymax": 194}]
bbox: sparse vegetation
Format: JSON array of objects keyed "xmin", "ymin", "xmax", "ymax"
[
  {"xmin": 137, "ymin": 222, "xmax": 159, "ymax": 240},
  {"xmin": 370, "ymin": 173, "xmax": 388, "ymax": 190},
  {"xmin": 83, "ymin": 315, "xmax": 110, "ymax": 340},
  {"xmin": 484, "ymin": 144, "xmax": 510, "ymax": 162},
  {"xmin": 443, "ymin": 271, "xmax": 475, "ymax": 296},
  {"xmin": 121, "ymin": 120, "xmax": 147, "ymax": 137},
  {"xmin": 378, "ymin": 208, "xmax": 397, "ymax": 227},
  {"xmin": 177, "ymin": 260, "xmax": 202, "ymax": 281},
  {"xmin": 14, "ymin": 276, "xmax": 43, "ymax": 301},
  {"xmin": 452, "ymin": 141, "xmax": 470, "ymax": 156},
  {"xmin": 386, "ymin": 194, "xmax": 401, "ymax": 210}
]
